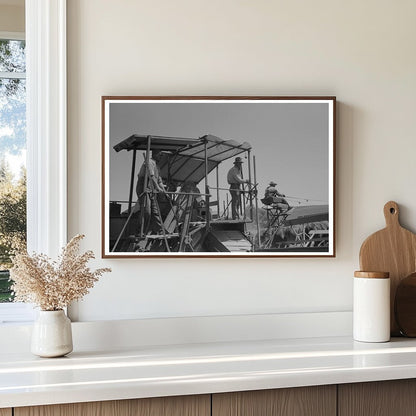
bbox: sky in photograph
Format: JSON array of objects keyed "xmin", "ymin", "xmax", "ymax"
[{"xmin": 108, "ymin": 101, "xmax": 330, "ymax": 209}]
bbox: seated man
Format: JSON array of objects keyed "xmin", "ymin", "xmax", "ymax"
[{"xmin": 261, "ymin": 181, "xmax": 290, "ymax": 211}]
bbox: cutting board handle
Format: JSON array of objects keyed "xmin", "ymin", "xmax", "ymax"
[{"xmin": 384, "ymin": 201, "xmax": 400, "ymax": 228}]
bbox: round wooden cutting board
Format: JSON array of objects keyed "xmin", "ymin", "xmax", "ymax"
[{"xmin": 359, "ymin": 201, "xmax": 416, "ymax": 336}]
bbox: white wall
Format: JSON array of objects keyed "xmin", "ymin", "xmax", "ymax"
[{"xmin": 67, "ymin": 0, "xmax": 416, "ymax": 322}]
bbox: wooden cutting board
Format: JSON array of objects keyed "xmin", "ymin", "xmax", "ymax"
[{"xmin": 359, "ymin": 201, "xmax": 416, "ymax": 335}]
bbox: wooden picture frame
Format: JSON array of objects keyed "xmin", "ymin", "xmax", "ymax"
[{"xmin": 102, "ymin": 96, "xmax": 336, "ymax": 258}]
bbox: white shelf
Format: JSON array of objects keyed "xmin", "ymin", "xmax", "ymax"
[{"xmin": 2, "ymin": 336, "xmax": 416, "ymax": 408}]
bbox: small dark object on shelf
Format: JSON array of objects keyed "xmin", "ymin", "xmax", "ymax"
[{"xmin": 395, "ymin": 272, "xmax": 416, "ymax": 337}]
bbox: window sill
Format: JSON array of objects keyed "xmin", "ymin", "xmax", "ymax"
[{"xmin": 0, "ymin": 303, "xmax": 35, "ymax": 325}]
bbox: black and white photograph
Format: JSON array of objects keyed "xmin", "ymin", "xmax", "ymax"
[{"xmin": 102, "ymin": 97, "xmax": 335, "ymax": 257}]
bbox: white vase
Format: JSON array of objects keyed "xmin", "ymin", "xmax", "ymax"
[{"xmin": 31, "ymin": 310, "xmax": 73, "ymax": 357}]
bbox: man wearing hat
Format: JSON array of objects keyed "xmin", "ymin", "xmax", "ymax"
[
  {"xmin": 262, "ymin": 180, "xmax": 290, "ymax": 211},
  {"xmin": 136, "ymin": 149, "xmax": 166, "ymax": 234},
  {"xmin": 263, "ymin": 181, "xmax": 279, "ymax": 204},
  {"xmin": 227, "ymin": 157, "xmax": 249, "ymax": 220}
]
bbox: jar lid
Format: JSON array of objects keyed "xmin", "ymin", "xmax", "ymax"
[{"xmin": 354, "ymin": 271, "xmax": 389, "ymax": 279}]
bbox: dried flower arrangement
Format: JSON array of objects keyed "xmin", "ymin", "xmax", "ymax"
[{"xmin": 10, "ymin": 234, "xmax": 111, "ymax": 311}]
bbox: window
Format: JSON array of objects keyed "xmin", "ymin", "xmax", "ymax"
[
  {"xmin": 0, "ymin": 0, "xmax": 67, "ymax": 324},
  {"xmin": 0, "ymin": 35, "xmax": 26, "ymax": 307}
]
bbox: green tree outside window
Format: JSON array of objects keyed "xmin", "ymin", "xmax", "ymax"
[{"xmin": 0, "ymin": 38, "xmax": 27, "ymax": 302}]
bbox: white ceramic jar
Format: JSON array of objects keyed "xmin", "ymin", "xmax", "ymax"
[{"xmin": 353, "ymin": 271, "xmax": 390, "ymax": 343}]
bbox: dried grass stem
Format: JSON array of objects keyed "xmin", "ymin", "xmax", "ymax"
[{"xmin": 10, "ymin": 234, "xmax": 111, "ymax": 310}]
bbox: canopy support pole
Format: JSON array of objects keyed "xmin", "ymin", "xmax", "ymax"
[
  {"xmin": 247, "ymin": 150, "xmax": 253, "ymax": 221},
  {"xmin": 216, "ymin": 165, "xmax": 220, "ymax": 218},
  {"xmin": 253, "ymin": 155, "xmax": 261, "ymax": 249},
  {"xmin": 128, "ymin": 149, "xmax": 137, "ymax": 214},
  {"xmin": 204, "ymin": 138, "xmax": 210, "ymax": 230},
  {"xmin": 140, "ymin": 136, "xmax": 151, "ymax": 237}
]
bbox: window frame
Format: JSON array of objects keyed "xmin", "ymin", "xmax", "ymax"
[
  {"xmin": 26, "ymin": 0, "xmax": 67, "ymax": 257},
  {"xmin": 0, "ymin": 31, "xmax": 24, "ymax": 41},
  {"xmin": 0, "ymin": 0, "xmax": 67, "ymax": 323}
]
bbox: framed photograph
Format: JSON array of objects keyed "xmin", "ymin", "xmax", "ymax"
[{"xmin": 102, "ymin": 96, "xmax": 335, "ymax": 258}]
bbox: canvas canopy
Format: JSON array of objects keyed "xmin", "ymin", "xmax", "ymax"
[
  {"xmin": 113, "ymin": 134, "xmax": 199, "ymax": 153},
  {"xmin": 114, "ymin": 134, "xmax": 252, "ymax": 185}
]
